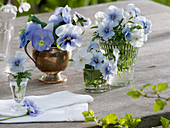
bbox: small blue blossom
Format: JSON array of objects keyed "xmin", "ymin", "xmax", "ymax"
[
  {"xmin": 8, "ymin": 51, "xmax": 27, "ymax": 72},
  {"xmin": 104, "ymin": 5, "xmax": 124, "ymax": 26},
  {"xmin": 122, "ymin": 24, "xmax": 131, "ymax": 41},
  {"xmin": 87, "ymin": 41, "xmax": 100, "ymax": 52},
  {"xmin": 90, "ymin": 52, "xmax": 104, "ymax": 70},
  {"xmin": 19, "ymin": 22, "xmax": 41, "ymax": 48},
  {"xmin": 24, "ymin": 98, "xmax": 40, "ymax": 117},
  {"xmin": 19, "ymin": 31, "xmax": 27, "ymax": 48},
  {"xmin": 100, "ymin": 59, "xmax": 117, "ymax": 80},
  {"xmin": 126, "ymin": 3, "xmax": 141, "ymax": 17},
  {"xmin": 32, "ymin": 28, "xmax": 54, "ymax": 51},
  {"xmin": 135, "ymin": 16, "xmax": 152, "ymax": 35},
  {"xmin": 55, "ymin": 24, "xmax": 82, "ymax": 51},
  {"xmin": 98, "ymin": 21, "xmax": 115, "ymax": 41},
  {"xmin": 62, "ymin": 5, "xmax": 72, "ymax": 24},
  {"xmin": 48, "ymin": 14, "xmax": 64, "ymax": 26}
]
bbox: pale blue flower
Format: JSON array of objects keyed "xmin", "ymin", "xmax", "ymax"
[
  {"xmin": 19, "ymin": 31, "xmax": 27, "ymax": 48},
  {"xmin": 55, "ymin": 24, "xmax": 82, "ymax": 51},
  {"xmin": 32, "ymin": 28, "xmax": 54, "ymax": 51},
  {"xmin": 53, "ymin": 7, "xmax": 63, "ymax": 15},
  {"xmin": 90, "ymin": 52, "xmax": 104, "ymax": 70},
  {"xmin": 73, "ymin": 11, "xmax": 91, "ymax": 27},
  {"xmin": 87, "ymin": 41, "xmax": 100, "ymax": 52},
  {"xmin": 104, "ymin": 5, "xmax": 124, "ymax": 26},
  {"xmin": 25, "ymin": 22, "xmax": 42, "ymax": 41},
  {"xmin": 135, "ymin": 16, "xmax": 152, "ymax": 35},
  {"xmin": 98, "ymin": 21, "xmax": 115, "ymax": 41},
  {"xmin": 130, "ymin": 29, "xmax": 144, "ymax": 47},
  {"xmin": 126, "ymin": 3, "xmax": 141, "ymax": 17},
  {"xmin": 24, "ymin": 98, "xmax": 40, "ymax": 117},
  {"xmin": 19, "ymin": 22, "xmax": 41, "ymax": 48},
  {"xmin": 8, "ymin": 51, "xmax": 27, "ymax": 72},
  {"xmin": 62, "ymin": 5, "xmax": 72, "ymax": 24},
  {"xmin": 48, "ymin": 14, "xmax": 64, "ymax": 26},
  {"xmin": 122, "ymin": 24, "xmax": 131, "ymax": 41},
  {"xmin": 100, "ymin": 59, "xmax": 117, "ymax": 80}
]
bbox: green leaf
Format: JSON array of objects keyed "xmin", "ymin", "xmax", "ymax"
[
  {"xmin": 152, "ymin": 84, "xmax": 157, "ymax": 92},
  {"xmin": 127, "ymin": 88, "xmax": 141, "ymax": 99},
  {"xmin": 140, "ymin": 83, "xmax": 151, "ymax": 91},
  {"xmin": 153, "ymin": 99, "xmax": 167, "ymax": 112},
  {"xmin": 160, "ymin": 117, "xmax": 170, "ymax": 128},
  {"xmin": 101, "ymin": 113, "xmax": 118, "ymax": 125},
  {"xmin": 157, "ymin": 83, "xmax": 168, "ymax": 92},
  {"xmin": 35, "ymin": 0, "xmax": 41, "ymax": 5},
  {"xmin": 167, "ymin": 97, "xmax": 170, "ymax": 101},
  {"xmin": 67, "ymin": 59, "xmax": 73, "ymax": 61},
  {"xmin": 81, "ymin": 30, "xmax": 85, "ymax": 35},
  {"xmin": 90, "ymin": 26, "xmax": 98, "ymax": 29},
  {"xmin": 82, "ymin": 110, "xmax": 97, "ymax": 123}
]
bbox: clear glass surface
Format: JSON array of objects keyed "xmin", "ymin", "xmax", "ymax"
[
  {"xmin": 9, "ymin": 76, "xmax": 28, "ymax": 112},
  {"xmin": 0, "ymin": 12, "xmax": 16, "ymax": 61}
]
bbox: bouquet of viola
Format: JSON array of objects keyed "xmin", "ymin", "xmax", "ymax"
[{"xmin": 19, "ymin": 5, "xmax": 91, "ymax": 52}]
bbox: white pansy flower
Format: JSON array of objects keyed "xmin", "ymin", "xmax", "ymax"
[
  {"xmin": 0, "ymin": 4, "xmax": 17, "ymax": 16},
  {"xmin": 121, "ymin": 11, "xmax": 130, "ymax": 25},
  {"xmin": 130, "ymin": 29, "xmax": 144, "ymax": 47},
  {"xmin": 95, "ymin": 11, "xmax": 105, "ymax": 25},
  {"xmin": 19, "ymin": 2, "xmax": 31, "ymax": 13},
  {"xmin": 73, "ymin": 48, "xmax": 93, "ymax": 69}
]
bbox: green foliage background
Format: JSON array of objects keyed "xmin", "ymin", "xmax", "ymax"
[{"xmin": 2, "ymin": 0, "xmax": 170, "ymax": 16}]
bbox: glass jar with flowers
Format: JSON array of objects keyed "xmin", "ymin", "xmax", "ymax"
[
  {"xmin": 19, "ymin": 5, "xmax": 91, "ymax": 84},
  {"xmin": 71, "ymin": 41, "xmax": 119, "ymax": 93},
  {"xmin": 91, "ymin": 3, "xmax": 152, "ymax": 86},
  {"xmin": 7, "ymin": 51, "xmax": 32, "ymax": 112}
]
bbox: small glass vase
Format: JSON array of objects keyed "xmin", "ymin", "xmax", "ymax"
[
  {"xmin": 0, "ymin": 12, "xmax": 16, "ymax": 61},
  {"xmin": 83, "ymin": 69, "xmax": 108, "ymax": 93},
  {"xmin": 99, "ymin": 40, "xmax": 138, "ymax": 86},
  {"xmin": 9, "ymin": 76, "xmax": 28, "ymax": 112}
]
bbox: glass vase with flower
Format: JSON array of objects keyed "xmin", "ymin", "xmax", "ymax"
[{"xmin": 91, "ymin": 3, "xmax": 152, "ymax": 86}]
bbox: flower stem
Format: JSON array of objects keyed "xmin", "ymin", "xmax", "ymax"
[{"xmin": 0, "ymin": 114, "xmax": 27, "ymax": 121}]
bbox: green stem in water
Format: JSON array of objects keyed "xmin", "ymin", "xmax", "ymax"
[{"xmin": 0, "ymin": 114, "xmax": 28, "ymax": 121}]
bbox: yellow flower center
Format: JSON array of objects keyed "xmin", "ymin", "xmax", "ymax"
[
  {"xmin": 136, "ymin": 38, "xmax": 139, "ymax": 41},
  {"xmin": 15, "ymin": 62, "xmax": 19, "ymax": 65},
  {"xmin": 112, "ymin": 16, "xmax": 115, "ymax": 19},
  {"xmin": 80, "ymin": 59, "xmax": 82, "ymax": 61},
  {"xmin": 144, "ymin": 25, "xmax": 147, "ymax": 28},
  {"xmin": 107, "ymin": 69, "xmax": 110, "ymax": 72},
  {"xmin": 105, "ymin": 29, "xmax": 108, "ymax": 33},
  {"xmin": 39, "ymin": 41, "xmax": 44, "ymax": 46},
  {"xmin": 66, "ymin": 37, "xmax": 71, "ymax": 41},
  {"xmin": 95, "ymin": 59, "xmax": 98, "ymax": 63}
]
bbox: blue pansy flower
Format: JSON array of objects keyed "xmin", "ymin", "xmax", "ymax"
[
  {"xmin": 8, "ymin": 51, "xmax": 27, "ymax": 72},
  {"xmin": 90, "ymin": 51, "xmax": 104, "ymax": 70},
  {"xmin": 126, "ymin": 3, "xmax": 141, "ymax": 17},
  {"xmin": 98, "ymin": 21, "xmax": 115, "ymax": 41},
  {"xmin": 55, "ymin": 24, "xmax": 82, "ymax": 51},
  {"xmin": 48, "ymin": 14, "xmax": 64, "ymax": 26},
  {"xmin": 100, "ymin": 59, "xmax": 117, "ymax": 80},
  {"xmin": 135, "ymin": 16, "xmax": 152, "ymax": 35},
  {"xmin": 87, "ymin": 41, "xmax": 100, "ymax": 52},
  {"xmin": 19, "ymin": 31, "xmax": 27, "ymax": 48},
  {"xmin": 122, "ymin": 24, "xmax": 132, "ymax": 41},
  {"xmin": 104, "ymin": 5, "xmax": 124, "ymax": 26},
  {"xmin": 19, "ymin": 22, "xmax": 41, "ymax": 48},
  {"xmin": 24, "ymin": 98, "xmax": 41, "ymax": 117},
  {"xmin": 32, "ymin": 28, "xmax": 54, "ymax": 52}
]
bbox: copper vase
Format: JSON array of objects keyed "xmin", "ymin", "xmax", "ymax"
[{"xmin": 25, "ymin": 44, "xmax": 71, "ymax": 84}]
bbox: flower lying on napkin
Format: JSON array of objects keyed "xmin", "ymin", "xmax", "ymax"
[{"xmin": 0, "ymin": 91, "xmax": 94, "ymax": 123}]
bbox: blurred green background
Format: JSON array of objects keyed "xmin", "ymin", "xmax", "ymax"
[{"xmin": 2, "ymin": 0, "xmax": 170, "ymax": 16}]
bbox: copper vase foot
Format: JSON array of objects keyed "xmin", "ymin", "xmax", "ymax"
[{"xmin": 38, "ymin": 73, "xmax": 67, "ymax": 84}]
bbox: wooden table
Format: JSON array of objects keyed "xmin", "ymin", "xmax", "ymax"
[{"xmin": 0, "ymin": 0, "xmax": 170, "ymax": 127}]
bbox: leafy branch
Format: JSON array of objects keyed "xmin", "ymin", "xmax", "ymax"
[
  {"xmin": 127, "ymin": 83, "xmax": 170, "ymax": 112},
  {"xmin": 83, "ymin": 110, "xmax": 141, "ymax": 128}
]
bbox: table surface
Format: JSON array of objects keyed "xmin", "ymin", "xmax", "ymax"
[{"xmin": 0, "ymin": 0, "xmax": 170, "ymax": 127}]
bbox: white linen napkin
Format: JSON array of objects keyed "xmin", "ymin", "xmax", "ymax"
[{"xmin": 0, "ymin": 91, "xmax": 94, "ymax": 123}]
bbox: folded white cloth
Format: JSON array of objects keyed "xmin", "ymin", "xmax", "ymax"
[{"xmin": 0, "ymin": 91, "xmax": 94, "ymax": 123}]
